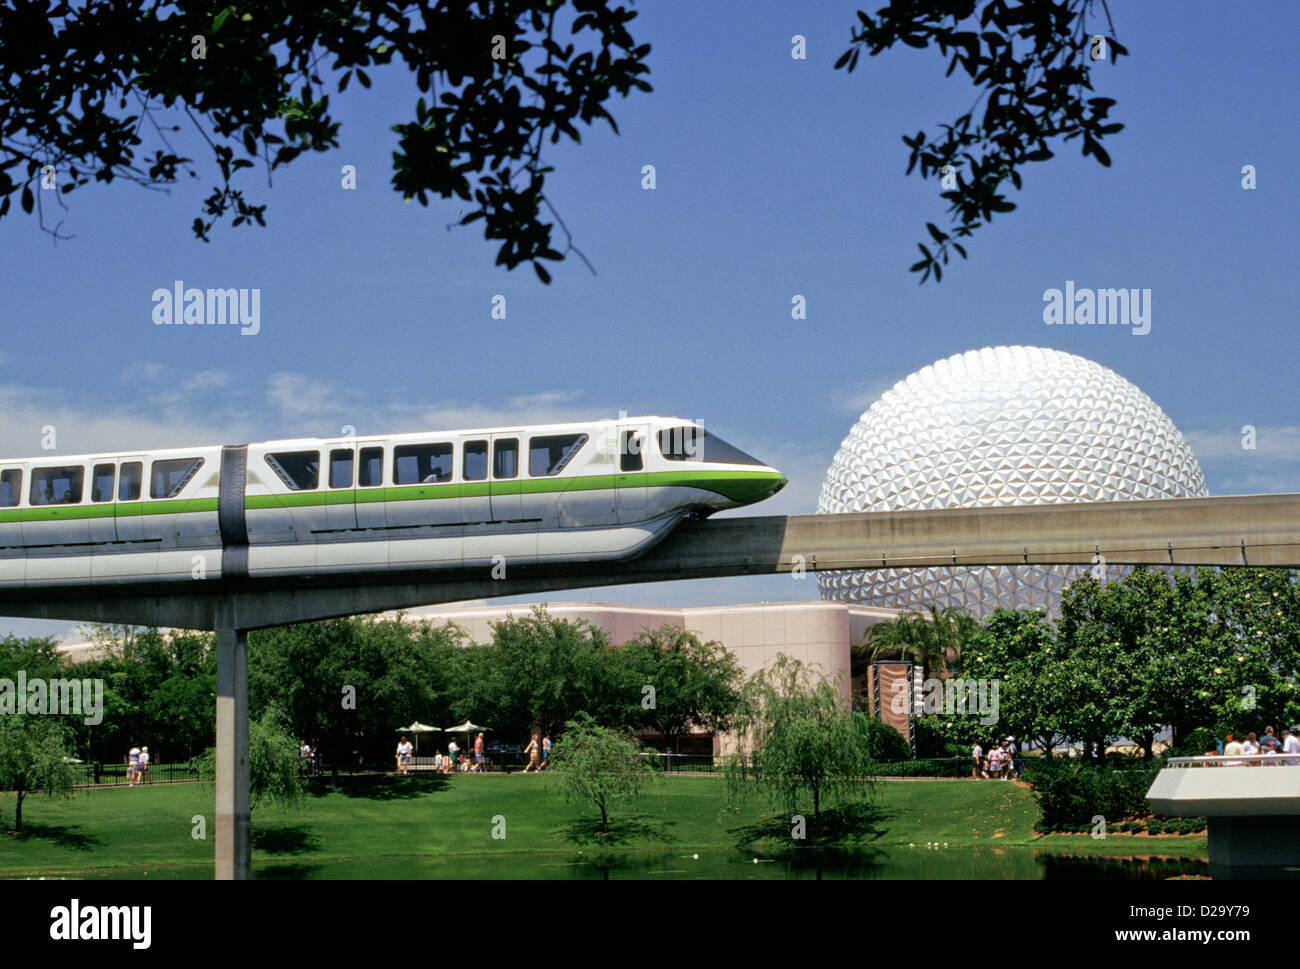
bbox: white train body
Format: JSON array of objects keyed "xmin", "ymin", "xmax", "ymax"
[{"xmin": 0, "ymin": 416, "xmax": 785, "ymax": 588}]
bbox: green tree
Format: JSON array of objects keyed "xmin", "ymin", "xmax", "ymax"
[
  {"xmin": 192, "ymin": 704, "xmax": 305, "ymax": 808},
  {"xmin": 957, "ymin": 607, "xmax": 1059, "ymax": 755},
  {"xmin": 837, "ymin": 0, "xmax": 1127, "ymax": 282},
  {"xmin": 623, "ymin": 626, "xmax": 742, "ymax": 753},
  {"xmin": 861, "ymin": 604, "xmax": 979, "ymax": 677},
  {"xmin": 249, "ymin": 615, "xmax": 464, "ymax": 767},
  {"xmin": 726, "ymin": 654, "xmax": 877, "ymax": 822},
  {"xmin": 144, "ymin": 673, "xmax": 217, "ymax": 762},
  {"xmin": 70, "ymin": 626, "xmax": 216, "ymax": 764},
  {"xmin": 1193, "ymin": 568, "xmax": 1300, "ymax": 739},
  {"xmin": 0, "ymin": 634, "xmax": 65, "ymax": 682},
  {"xmin": 0, "ymin": 716, "xmax": 78, "ymax": 833},
  {"xmin": 548, "ymin": 712, "xmax": 655, "ymax": 833},
  {"xmin": 0, "ymin": 1, "xmax": 651, "ymax": 281},
  {"xmin": 465, "ymin": 606, "xmax": 627, "ymax": 739}
]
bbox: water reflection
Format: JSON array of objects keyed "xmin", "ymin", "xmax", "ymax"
[{"xmin": 73, "ymin": 845, "xmax": 1209, "ymax": 880}]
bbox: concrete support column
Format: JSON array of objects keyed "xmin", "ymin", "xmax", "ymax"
[
  {"xmin": 215, "ymin": 606, "xmax": 250, "ymax": 880},
  {"xmin": 1208, "ymin": 816, "xmax": 1300, "ymax": 879}
]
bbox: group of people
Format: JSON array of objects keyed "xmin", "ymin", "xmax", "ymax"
[
  {"xmin": 521, "ymin": 733, "xmax": 551, "ymax": 772},
  {"xmin": 390, "ymin": 731, "xmax": 557, "ymax": 774},
  {"xmin": 126, "ymin": 745, "xmax": 150, "ymax": 786},
  {"xmin": 971, "ymin": 738, "xmax": 1023, "ymax": 780},
  {"xmin": 299, "ymin": 738, "xmax": 321, "ymax": 776},
  {"xmin": 396, "ymin": 732, "xmax": 493, "ymax": 773},
  {"xmin": 1213, "ymin": 726, "xmax": 1300, "ymax": 765}
]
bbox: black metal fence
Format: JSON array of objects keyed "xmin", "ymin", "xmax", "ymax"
[
  {"xmin": 74, "ymin": 761, "xmax": 212, "ymax": 787},
  {"xmin": 866, "ymin": 756, "xmax": 975, "ymax": 778}
]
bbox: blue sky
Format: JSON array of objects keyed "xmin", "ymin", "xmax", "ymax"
[{"xmin": 1, "ymin": 0, "xmax": 1297, "ymax": 639}]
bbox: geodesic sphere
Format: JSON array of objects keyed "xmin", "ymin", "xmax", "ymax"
[{"xmin": 816, "ymin": 345, "xmax": 1209, "ymax": 617}]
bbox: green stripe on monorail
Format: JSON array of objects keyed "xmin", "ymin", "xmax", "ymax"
[
  {"xmin": 0, "ymin": 470, "xmax": 784, "ymax": 523},
  {"xmin": 0, "ymin": 497, "xmax": 218, "ymax": 524},
  {"xmin": 242, "ymin": 470, "xmax": 783, "ymax": 509}
]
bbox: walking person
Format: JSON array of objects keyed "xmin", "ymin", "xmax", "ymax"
[
  {"xmin": 474, "ymin": 732, "xmax": 486, "ymax": 772},
  {"xmin": 522, "ymin": 734, "xmax": 541, "ymax": 773},
  {"xmin": 971, "ymin": 741, "xmax": 983, "ymax": 780},
  {"xmin": 540, "ymin": 734, "xmax": 552, "ymax": 771},
  {"xmin": 139, "ymin": 746, "xmax": 150, "ymax": 784},
  {"xmin": 128, "ymin": 745, "xmax": 140, "ymax": 787},
  {"xmin": 396, "ymin": 735, "xmax": 413, "ymax": 774}
]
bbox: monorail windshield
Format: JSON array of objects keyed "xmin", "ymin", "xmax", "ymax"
[{"xmin": 657, "ymin": 427, "xmax": 765, "ymax": 466}]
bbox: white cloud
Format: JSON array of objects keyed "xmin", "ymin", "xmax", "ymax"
[
  {"xmin": 1182, "ymin": 425, "xmax": 1300, "ymax": 496},
  {"xmin": 1183, "ymin": 425, "xmax": 1300, "ymax": 464},
  {"xmin": 0, "ymin": 371, "xmax": 615, "ymax": 458},
  {"xmin": 120, "ymin": 360, "xmax": 165, "ymax": 384}
]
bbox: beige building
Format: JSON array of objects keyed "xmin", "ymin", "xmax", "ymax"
[{"xmin": 391, "ymin": 599, "xmax": 901, "ymax": 751}]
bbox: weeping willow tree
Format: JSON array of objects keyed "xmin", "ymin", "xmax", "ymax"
[
  {"xmin": 192, "ymin": 704, "xmax": 305, "ymax": 809},
  {"xmin": 724, "ymin": 654, "xmax": 878, "ymax": 823}
]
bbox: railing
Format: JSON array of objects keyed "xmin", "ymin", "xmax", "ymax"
[
  {"xmin": 867, "ymin": 756, "xmax": 975, "ymax": 778},
  {"xmin": 75, "ymin": 759, "xmax": 379, "ymax": 787},
  {"xmin": 74, "ymin": 762, "xmax": 212, "ymax": 787},
  {"xmin": 1165, "ymin": 754, "xmax": 1300, "ymax": 768},
  {"xmin": 640, "ymin": 752, "xmax": 716, "ymax": 773}
]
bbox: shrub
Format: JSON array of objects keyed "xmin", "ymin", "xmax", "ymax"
[
  {"xmin": 1023, "ymin": 758, "xmax": 1163, "ymax": 831},
  {"xmin": 862, "ymin": 718, "xmax": 912, "ymax": 762},
  {"xmin": 913, "ymin": 717, "xmax": 967, "ymax": 758}
]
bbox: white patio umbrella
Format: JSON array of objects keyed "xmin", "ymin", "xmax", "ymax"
[
  {"xmin": 395, "ymin": 721, "xmax": 439, "ymax": 753},
  {"xmin": 444, "ymin": 720, "xmax": 490, "ymax": 760},
  {"xmin": 444, "ymin": 720, "xmax": 489, "ymax": 735}
]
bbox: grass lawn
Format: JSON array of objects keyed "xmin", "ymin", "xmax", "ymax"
[{"xmin": 0, "ymin": 775, "xmax": 1207, "ymax": 878}]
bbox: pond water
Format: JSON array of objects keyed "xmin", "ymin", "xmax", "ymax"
[{"xmin": 72, "ymin": 845, "xmax": 1207, "ymax": 880}]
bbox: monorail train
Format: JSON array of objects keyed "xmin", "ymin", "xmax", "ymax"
[{"xmin": 0, "ymin": 416, "xmax": 786, "ymax": 588}]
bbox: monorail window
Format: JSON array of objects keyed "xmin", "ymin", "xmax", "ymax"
[
  {"xmin": 493, "ymin": 439, "xmax": 518, "ymax": 479},
  {"xmin": 31, "ymin": 466, "xmax": 84, "ymax": 505},
  {"xmin": 359, "ymin": 447, "xmax": 383, "ymax": 487},
  {"xmin": 0, "ymin": 470, "xmax": 20, "ymax": 507},
  {"xmin": 264, "ymin": 452, "xmax": 319, "ymax": 491},
  {"xmin": 657, "ymin": 427, "xmax": 764, "ymax": 466},
  {"xmin": 620, "ymin": 431, "xmax": 643, "ymax": 472},
  {"xmin": 530, "ymin": 434, "xmax": 588, "ymax": 477},
  {"xmin": 330, "ymin": 449, "xmax": 354, "ymax": 489},
  {"xmin": 151, "ymin": 458, "xmax": 205, "ymax": 498},
  {"xmin": 119, "ymin": 462, "xmax": 142, "ymax": 501},
  {"xmin": 464, "ymin": 440, "xmax": 488, "ymax": 481},
  {"xmin": 91, "ymin": 464, "xmax": 115, "ymax": 502},
  {"xmin": 395, "ymin": 443, "xmax": 452, "ymax": 485}
]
